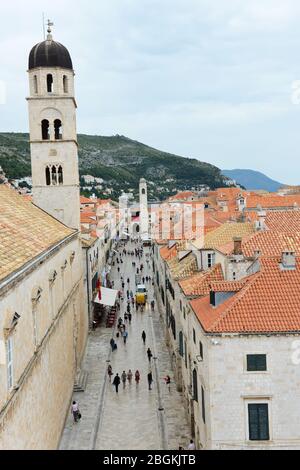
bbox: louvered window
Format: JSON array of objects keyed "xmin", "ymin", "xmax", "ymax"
[
  {"xmin": 248, "ymin": 404, "xmax": 269, "ymax": 441},
  {"xmin": 247, "ymin": 354, "xmax": 267, "ymax": 371}
]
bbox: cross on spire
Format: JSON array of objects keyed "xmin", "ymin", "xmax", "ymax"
[{"xmin": 47, "ymin": 19, "xmax": 54, "ymax": 40}]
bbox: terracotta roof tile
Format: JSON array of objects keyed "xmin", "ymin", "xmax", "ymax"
[
  {"xmin": 0, "ymin": 186, "xmax": 75, "ymax": 283},
  {"xmin": 179, "ymin": 264, "xmax": 224, "ymax": 296},
  {"xmin": 191, "ymin": 257, "xmax": 300, "ymax": 333}
]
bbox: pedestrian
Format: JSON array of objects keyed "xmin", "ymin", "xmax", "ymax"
[
  {"xmin": 124, "ymin": 314, "xmax": 128, "ymax": 323},
  {"xmin": 121, "ymin": 371, "xmax": 127, "ymax": 388},
  {"xmin": 127, "ymin": 304, "xmax": 131, "ymax": 314},
  {"xmin": 187, "ymin": 439, "xmax": 196, "ymax": 450},
  {"xmin": 117, "ymin": 267, "xmax": 120, "ymax": 273},
  {"xmin": 107, "ymin": 365, "xmax": 113, "ymax": 382},
  {"xmin": 147, "ymin": 370, "xmax": 153, "ymax": 390},
  {"xmin": 71, "ymin": 401, "xmax": 81, "ymax": 423},
  {"xmin": 122, "ymin": 282, "xmax": 125, "ymax": 289},
  {"xmin": 128, "ymin": 313, "xmax": 132, "ymax": 324},
  {"xmin": 127, "ymin": 290, "xmax": 130, "ymax": 299},
  {"xmin": 142, "ymin": 331, "xmax": 146, "ymax": 345},
  {"xmin": 110, "ymin": 338, "xmax": 116, "ymax": 352},
  {"xmin": 113, "ymin": 374, "xmax": 121, "ymax": 394},
  {"xmin": 131, "ymin": 297, "xmax": 135, "ymax": 306},
  {"xmin": 127, "ymin": 278, "xmax": 130, "ymax": 284},
  {"xmin": 142, "ymin": 277, "xmax": 145, "ymax": 284},
  {"xmin": 164, "ymin": 375, "xmax": 171, "ymax": 392},
  {"xmin": 123, "ymin": 330, "xmax": 128, "ymax": 344},
  {"xmin": 127, "ymin": 369, "xmax": 133, "ymax": 384},
  {"xmin": 151, "ymin": 300, "xmax": 155, "ymax": 311},
  {"xmin": 135, "ymin": 370, "xmax": 140, "ymax": 384},
  {"xmin": 146, "ymin": 276, "xmax": 149, "ymax": 283},
  {"xmin": 147, "ymin": 348, "xmax": 153, "ymax": 362}
]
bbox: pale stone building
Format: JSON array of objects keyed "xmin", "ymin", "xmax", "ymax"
[{"xmin": 0, "ymin": 24, "xmax": 88, "ymax": 449}]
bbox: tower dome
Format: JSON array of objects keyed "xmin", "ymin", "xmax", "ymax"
[{"xmin": 28, "ymin": 22, "xmax": 73, "ymax": 70}]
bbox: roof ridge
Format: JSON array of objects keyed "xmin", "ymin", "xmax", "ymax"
[{"xmin": 208, "ymin": 270, "xmax": 262, "ymax": 331}]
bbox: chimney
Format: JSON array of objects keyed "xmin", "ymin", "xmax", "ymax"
[
  {"xmin": 233, "ymin": 237, "xmax": 243, "ymax": 255},
  {"xmin": 281, "ymin": 251, "xmax": 296, "ymax": 270},
  {"xmin": 257, "ymin": 210, "xmax": 267, "ymax": 231}
]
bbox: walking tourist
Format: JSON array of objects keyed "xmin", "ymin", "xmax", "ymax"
[
  {"xmin": 187, "ymin": 439, "xmax": 196, "ymax": 450},
  {"xmin": 142, "ymin": 331, "xmax": 146, "ymax": 345},
  {"xmin": 127, "ymin": 369, "xmax": 133, "ymax": 384},
  {"xmin": 71, "ymin": 401, "xmax": 81, "ymax": 423},
  {"xmin": 135, "ymin": 370, "xmax": 140, "ymax": 384},
  {"xmin": 107, "ymin": 365, "xmax": 113, "ymax": 382},
  {"xmin": 121, "ymin": 371, "xmax": 127, "ymax": 389},
  {"xmin": 123, "ymin": 330, "xmax": 128, "ymax": 344},
  {"xmin": 147, "ymin": 348, "xmax": 153, "ymax": 362},
  {"xmin": 147, "ymin": 371, "xmax": 153, "ymax": 390},
  {"xmin": 113, "ymin": 374, "xmax": 121, "ymax": 394}
]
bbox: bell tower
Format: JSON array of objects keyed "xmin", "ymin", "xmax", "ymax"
[
  {"xmin": 27, "ymin": 21, "xmax": 80, "ymax": 230},
  {"xmin": 139, "ymin": 178, "xmax": 149, "ymax": 241}
]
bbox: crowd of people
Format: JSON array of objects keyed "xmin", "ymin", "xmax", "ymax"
[{"xmin": 71, "ymin": 237, "xmax": 193, "ymax": 449}]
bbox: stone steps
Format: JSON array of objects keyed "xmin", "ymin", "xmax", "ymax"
[{"xmin": 74, "ymin": 370, "xmax": 89, "ymax": 392}]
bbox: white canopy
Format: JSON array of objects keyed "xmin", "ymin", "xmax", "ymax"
[{"xmin": 94, "ymin": 287, "xmax": 118, "ymax": 307}]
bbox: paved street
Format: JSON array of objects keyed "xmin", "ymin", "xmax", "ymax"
[{"xmin": 60, "ymin": 241, "xmax": 191, "ymax": 450}]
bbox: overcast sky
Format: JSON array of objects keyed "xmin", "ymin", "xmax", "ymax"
[{"xmin": 1, "ymin": 0, "xmax": 300, "ymax": 184}]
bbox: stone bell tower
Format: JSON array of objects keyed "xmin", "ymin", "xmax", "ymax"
[
  {"xmin": 139, "ymin": 178, "xmax": 149, "ymax": 241},
  {"xmin": 27, "ymin": 21, "xmax": 80, "ymax": 230}
]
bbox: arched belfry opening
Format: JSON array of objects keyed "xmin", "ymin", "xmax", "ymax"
[
  {"xmin": 54, "ymin": 119, "xmax": 62, "ymax": 140},
  {"xmin": 47, "ymin": 74, "xmax": 53, "ymax": 93},
  {"xmin": 58, "ymin": 166, "xmax": 63, "ymax": 185},
  {"xmin": 46, "ymin": 167, "xmax": 51, "ymax": 186},
  {"xmin": 41, "ymin": 120, "xmax": 50, "ymax": 140},
  {"xmin": 63, "ymin": 75, "xmax": 68, "ymax": 93}
]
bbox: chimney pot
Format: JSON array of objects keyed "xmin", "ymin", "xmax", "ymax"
[{"xmin": 233, "ymin": 237, "xmax": 243, "ymax": 255}]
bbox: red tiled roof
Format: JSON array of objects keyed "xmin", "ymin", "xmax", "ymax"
[
  {"xmin": 266, "ymin": 210, "xmax": 300, "ymax": 232},
  {"xmin": 179, "ymin": 264, "xmax": 224, "ymax": 296},
  {"xmin": 217, "ymin": 230, "xmax": 300, "ymax": 258},
  {"xmin": 191, "ymin": 257, "xmax": 300, "ymax": 333}
]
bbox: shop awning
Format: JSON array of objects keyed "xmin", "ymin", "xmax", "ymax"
[{"xmin": 93, "ymin": 287, "xmax": 118, "ymax": 307}]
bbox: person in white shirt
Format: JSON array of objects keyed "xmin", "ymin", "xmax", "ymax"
[
  {"xmin": 71, "ymin": 401, "xmax": 80, "ymax": 423},
  {"xmin": 187, "ymin": 439, "xmax": 196, "ymax": 450}
]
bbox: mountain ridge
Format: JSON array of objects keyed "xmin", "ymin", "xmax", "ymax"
[
  {"xmin": 222, "ymin": 168, "xmax": 284, "ymax": 192},
  {"xmin": 0, "ymin": 132, "xmax": 229, "ymax": 199}
]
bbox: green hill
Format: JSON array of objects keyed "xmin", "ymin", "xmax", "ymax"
[{"xmin": 0, "ymin": 133, "xmax": 229, "ymax": 199}]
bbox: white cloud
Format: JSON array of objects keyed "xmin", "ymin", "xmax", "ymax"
[{"xmin": 0, "ymin": 0, "xmax": 300, "ymax": 184}]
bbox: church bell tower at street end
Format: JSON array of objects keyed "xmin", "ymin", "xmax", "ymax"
[
  {"xmin": 27, "ymin": 21, "xmax": 80, "ymax": 230},
  {"xmin": 139, "ymin": 178, "xmax": 149, "ymax": 241}
]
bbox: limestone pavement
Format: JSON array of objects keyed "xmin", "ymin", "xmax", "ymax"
[{"xmin": 59, "ymin": 241, "xmax": 191, "ymax": 450}]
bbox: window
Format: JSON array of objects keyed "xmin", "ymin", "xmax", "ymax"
[
  {"xmin": 199, "ymin": 341, "xmax": 203, "ymax": 360},
  {"xmin": 41, "ymin": 119, "xmax": 50, "ymax": 140},
  {"xmin": 193, "ymin": 328, "xmax": 196, "ymax": 344},
  {"xmin": 248, "ymin": 404, "xmax": 269, "ymax": 441},
  {"xmin": 183, "ymin": 307, "xmax": 186, "ymax": 320},
  {"xmin": 33, "ymin": 75, "xmax": 38, "ymax": 94},
  {"xmin": 142, "ymin": 189, "xmax": 146, "ymax": 195},
  {"xmin": 54, "ymin": 119, "xmax": 62, "ymax": 140},
  {"xmin": 247, "ymin": 354, "xmax": 267, "ymax": 372},
  {"xmin": 192, "ymin": 369, "xmax": 198, "ymax": 402},
  {"xmin": 6, "ymin": 337, "xmax": 13, "ymax": 390},
  {"xmin": 58, "ymin": 166, "xmax": 63, "ymax": 185},
  {"xmin": 184, "ymin": 340, "xmax": 188, "ymax": 369},
  {"xmin": 46, "ymin": 165, "xmax": 64, "ymax": 186},
  {"xmin": 201, "ymin": 387, "xmax": 206, "ymax": 423},
  {"xmin": 46, "ymin": 166, "xmax": 51, "ymax": 186},
  {"xmin": 207, "ymin": 252, "xmax": 215, "ymax": 268},
  {"xmin": 179, "ymin": 332, "xmax": 184, "ymax": 357},
  {"xmin": 63, "ymin": 75, "xmax": 68, "ymax": 93},
  {"xmin": 180, "ymin": 300, "xmax": 182, "ymax": 311},
  {"xmin": 47, "ymin": 74, "xmax": 53, "ymax": 93}
]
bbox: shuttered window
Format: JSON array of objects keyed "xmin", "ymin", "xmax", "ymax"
[
  {"xmin": 248, "ymin": 404, "xmax": 269, "ymax": 441},
  {"xmin": 201, "ymin": 386, "xmax": 206, "ymax": 424},
  {"xmin": 179, "ymin": 332, "xmax": 184, "ymax": 357},
  {"xmin": 247, "ymin": 354, "xmax": 267, "ymax": 371}
]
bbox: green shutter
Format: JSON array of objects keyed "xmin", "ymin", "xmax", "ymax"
[{"xmin": 248, "ymin": 404, "xmax": 269, "ymax": 441}]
